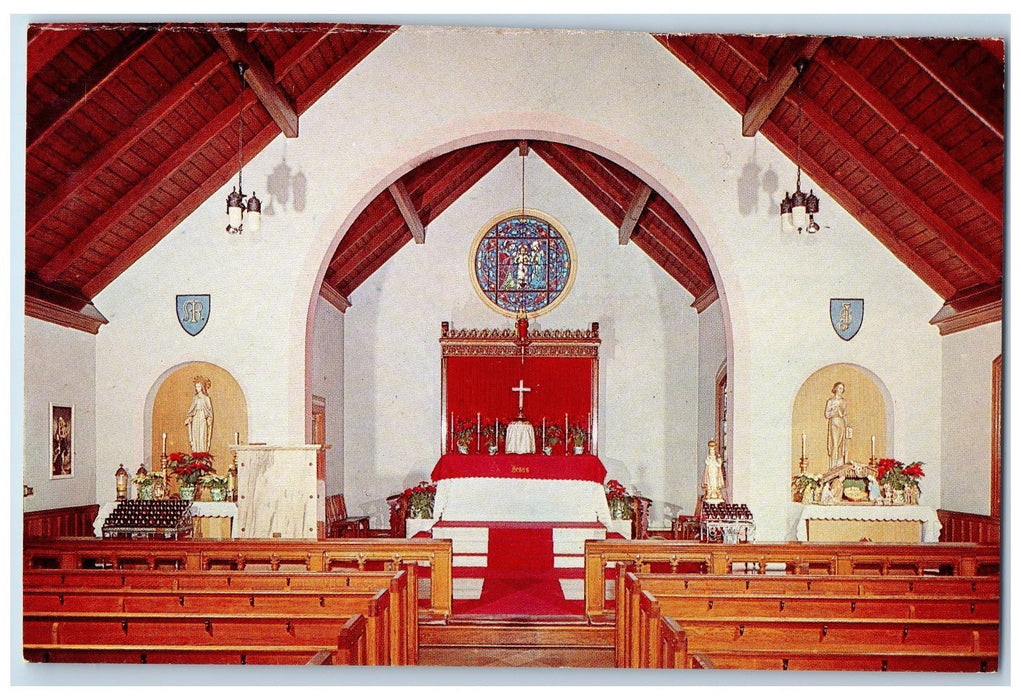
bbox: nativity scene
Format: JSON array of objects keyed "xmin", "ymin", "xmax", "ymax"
[{"xmin": 18, "ymin": 18, "xmax": 1003, "ymax": 677}]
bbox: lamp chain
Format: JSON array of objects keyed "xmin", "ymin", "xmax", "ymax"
[
  {"xmin": 521, "ymin": 153, "xmax": 525, "ymax": 215},
  {"xmin": 795, "ymin": 64, "xmax": 803, "ymax": 192},
  {"xmin": 237, "ymin": 62, "xmax": 245, "ymax": 195}
]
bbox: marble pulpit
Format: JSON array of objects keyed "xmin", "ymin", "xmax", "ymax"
[{"xmin": 232, "ymin": 444, "xmax": 322, "ymax": 538}]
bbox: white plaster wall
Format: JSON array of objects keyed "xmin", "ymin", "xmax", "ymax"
[
  {"xmin": 23, "ymin": 318, "xmax": 97, "ymax": 511},
  {"xmin": 84, "ymin": 26, "xmax": 950, "ymax": 537},
  {"xmin": 940, "ymin": 322, "xmax": 1002, "ymax": 516},
  {"xmin": 310, "ymin": 300, "xmax": 345, "ymax": 496},
  {"xmin": 342, "ymin": 153, "xmax": 699, "ymax": 528}
]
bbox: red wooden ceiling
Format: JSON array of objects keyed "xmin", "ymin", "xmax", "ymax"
[{"xmin": 24, "ymin": 24, "xmax": 1003, "ymax": 320}]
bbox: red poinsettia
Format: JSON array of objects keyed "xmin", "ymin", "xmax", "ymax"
[
  {"xmin": 167, "ymin": 452, "xmax": 215, "ymax": 485},
  {"xmin": 408, "ymin": 481, "xmax": 437, "ymax": 518},
  {"xmin": 876, "ymin": 458, "xmax": 924, "ymax": 491},
  {"xmin": 605, "ymin": 479, "xmax": 628, "ymax": 499}
]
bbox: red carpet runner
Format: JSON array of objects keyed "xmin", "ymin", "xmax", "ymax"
[{"xmin": 452, "ymin": 525, "xmax": 584, "ymax": 617}]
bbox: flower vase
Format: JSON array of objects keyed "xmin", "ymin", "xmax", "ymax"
[
  {"xmin": 179, "ymin": 484, "xmax": 197, "ymax": 501},
  {"xmin": 209, "ymin": 486, "xmax": 226, "ymax": 502},
  {"xmin": 139, "ymin": 484, "xmax": 154, "ymax": 501},
  {"xmin": 573, "ymin": 444, "xmax": 584, "ymax": 455},
  {"xmin": 892, "ymin": 489, "xmax": 906, "ymax": 505},
  {"xmin": 803, "ymin": 485, "xmax": 816, "ymax": 504},
  {"xmin": 152, "ymin": 478, "xmax": 166, "ymax": 500},
  {"xmin": 457, "ymin": 443, "xmax": 469, "ymax": 455},
  {"xmin": 543, "ymin": 446, "xmax": 553, "ymax": 455},
  {"xmin": 488, "ymin": 445, "xmax": 498, "ymax": 455}
]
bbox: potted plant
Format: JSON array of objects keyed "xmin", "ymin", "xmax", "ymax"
[
  {"xmin": 544, "ymin": 424, "xmax": 563, "ymax": 455},
  {"xmin": 876, "ymin": 458, "xmax": 925, "ymax": 504},
  {"xmin": 791, "ymin": 473, "xmax": 823, "ymax": 503},
  {"xmin": 605, "ymin": 479, "xmax": 630, "ymax": 520},
  {"xmin": 132, "ymin": 471, "xmax": 160, "ymax": 500},
  {"xmin": 453, "ymin": 419, "xmax": 476, "ymax": 454},
  {"xmin": 167, "ymin": 452, "xmax": 215, "ymax": 501},
  {"xmin": 481, "ymin": 422, "xmax": 504, "ymax": 455},
  {"xmin": 568, "ymin": 424, "xmax": 587, "ymax": 454},
  {"xmin": 406, "ymin": 481, "xmax": 437, "ymax": 519},
  {"xmin": 200, "ymin": 473, "xmax": 230, "ymax": 502}
]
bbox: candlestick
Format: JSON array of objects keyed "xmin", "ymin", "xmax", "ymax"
[
  {"xmin": 542, "ymin": 418, "xmax": 546, "ymax": 450},
  {"xmin": 565, "ymin": 414, "xmax": 569, "ymax": 455},
  {"xmin": 235, "ymin": 431, "xmax": 240, "ymax": 446},
  {"xmin": 450, "ymin": 412, "xmax": 454, "ymax": 452},
  {"xmin": 477, "ymin": 413, "xmax": 481, "ymax": 452}
]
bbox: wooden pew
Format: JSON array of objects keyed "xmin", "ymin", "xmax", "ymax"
[
  {"xmin": 25, "ymin": 612, "xmax": 367, "ymax": 665},
  {"xmin": 585, "ymin": 540, "xmax": 1000, "ymax": 617},
  {"xmin": 23, "ymin": 568, "xmax": 418, "ymax": 663},
  {"xmin": 23, "ymin": 536, "xmax": 454, "ymax": 618}
]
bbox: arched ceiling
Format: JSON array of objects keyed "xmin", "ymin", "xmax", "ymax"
[{"xmin": 23, "ymin": 23, "xmax": 1003, "ymax": 333}]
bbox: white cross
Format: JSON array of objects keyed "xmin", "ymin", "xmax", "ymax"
[{"xmin": 511, "ymin": 379, "xmax": 531, "ymax": 417}]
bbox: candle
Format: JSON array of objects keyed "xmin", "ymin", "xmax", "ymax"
[
  {"xmin": 235, "ymin": 431, "xmax": 240, "ymax": 446},
  {"xmin": 871, "ymin": 435, "xmax": 876, "ymax": 458},
  {"xmin": 161, "ymin": 432, "xmax": 167, "ymax": 454},
  {"xmin": 542, "ymin": 418, "xmax": 546, "ymax": 449},
  {"xmin": 801, "ymin": 433, "xmax": 806, "ymax": 459},
  {"xmin": 450, "ymin": 412, "xmax": 454, "ymax": 452},
  {"xmin": 565, "ymin": 414, "xmax": 569, "ymax": 455},
  {"xmin": 477, "ymin": 413, "xmax": 481, "ymax": 452}
]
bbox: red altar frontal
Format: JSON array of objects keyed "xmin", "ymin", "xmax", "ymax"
[{"xmin": 432, "ymin": 454, "xmax": 606, "ymax": 483}]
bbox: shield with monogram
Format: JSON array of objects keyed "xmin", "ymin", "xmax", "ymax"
[
  {"xmin": 830, "ymin": 298, "xmax": 863, "ymax": 341},
  {"xmin": 177, "ymin": 294, "xmax": 210, "ymax": 336}
]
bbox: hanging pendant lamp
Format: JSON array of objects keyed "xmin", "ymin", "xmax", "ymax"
[
  {"xmin": 780, "ymin": 58, "xmax": 820, "ymax": 234},
  {"xmin": 226, "ymin": 61, "xmax": 261, "ymax": 234}
]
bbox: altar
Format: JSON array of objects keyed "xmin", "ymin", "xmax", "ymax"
[
  {"xmin": 796, "ymin": 504, "xmax": 941, "ymax": 543},
  {"xmin": 431, "ymin": 454, "xmax": 613, "ymax": 526}
]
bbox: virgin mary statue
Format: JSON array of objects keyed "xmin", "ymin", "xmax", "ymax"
[{"xmin": 185, "ymin": 376, "xmax": 214, "ymax": 453}]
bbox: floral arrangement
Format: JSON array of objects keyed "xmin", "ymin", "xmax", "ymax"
[
  {"xmin": 568, "ymin": 423, "xmax": 588, "ymax": 448},
  {"xmin": 545, "ymin": 424, "xmax": 563, "ymax": 447},
  {"xmin": 200, "ymin": 473, "xmax": 230, "ymax": 489},
  {"xmin": 791, "ymin": 473, "xmax": 823, "ymax": 501},
  {"xmin": 604, "ymin": 479, "xmax": 630, "ymax": 519},
  {"xmin": 480, "ymin": 421, "xmax": 506, "ymax": 449},
  {"xmin": 405, "ymin": 481, "xmax": 437, "ymax": 519},
  {"xmin": 453, "ymin": 419, "xmax": 476, "ymax": 449},
  {"xmin": 876, "ymin": 458, "xmax": 925, "ymax": 493},
  {"xmin": 131, "ymin": 470, "xmax": 164, "ymax": 488},
  {"xmin": 167, "ymin": 452, "xmax": 215, "ymax": 486}
]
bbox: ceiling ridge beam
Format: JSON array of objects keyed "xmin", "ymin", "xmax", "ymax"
[
  {"xmin": 28, "ymin": 26, "xmax": 165, "ymax": 150},
  {"xmin": 893, "ymin": 37, "xmax": 1003, "ymax": 140},
  {"xmin": 209, "ymin": 24, "xmax": 299, "ymax": 138},
  {"xmin": 82, "ymin": 107, "xmax": 280, "ymax": 298},
  {"xmin": 741, "ymin": 36, "xmax": 825, "ymax": 137},
  {"xmin": 27, "ymin": 52, "xmax": 226, "ymax": 239},
  {"xmin": 42, "ymin": 89, "xmax": 260, "ymax": 284},
  {"xmin": 619, "ymin": 183, "xmax": 652, "ymax": 244},
  {"xmin": 814, "ymin": 44, "xmax": 1002, "ymax": 226},
  {"xmin": 389, "ymin": 180, "xmax": 426, "ymax": 244},
  {"xmin": 797, "ymin": 93, "xmax": 1001, "ymax": 284},
  {"xmin": 761, "ymin": 117, "xmax": 956, "ymax": 299}
]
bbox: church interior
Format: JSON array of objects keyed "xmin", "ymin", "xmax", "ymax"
[{"xmin": 17, "ymin": 18, "xmax": 1005, "ymax": 677}]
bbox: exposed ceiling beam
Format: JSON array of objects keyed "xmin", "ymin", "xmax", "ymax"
[
  {"xmin": 415, "ymin": 142, "xmax": 516, "ymax": 224},
  {"xmin": 797, "ymin": 93, "xmax": 1001, "ymax": 284},
  {"xmin": 319, "ymin": 282, "xmax": 352, "ymax": 313},
  {"xmin": 814, "ymin": 44, "xmax": 1002, "ymax": 226},
  {"xmin": 760, "ymin": 115, "xmax": 957, "ymax": 299},
  {"xmin": 41, "ymin": 89, "xmax": 261, "ymax": 285},
  {"xmin": 273, "ymin": 29, "xmax": 333, "ymax": 77},
  {"xmin": 518, "ymin": 140, "xmax": 530, "ymax": 157},
  {"xmin": 296, "ymin": 27, "xmax": 397, "ymax": 113},
  {"xmin": 82, "ymin": 100, "xmax": 281, "ymax": 298},
  {"xmin": 209, "ymin": 24, "xmax": 299, "ymax": 138},
  {"xmin": 929, "ymin": 282, "xmax": 1002, "ymax": 335},
  {"xmin": 893, "ymin": 37, "xmax": 1004, "ymax": 140},
  {"xmin": 27, "ymin": 53, "xmax": 226, "ymax": 240},
  {"xmin": 26, "ymin": 26, "xmax": 82, "ymax": 80},
  {"xmin": 654, "ymin": 34, "xmax": 749, "ymax": 112},
  {"xmin": 741, "ymin": 36, "xmax": 824, "ymax": 137},
  {"xmin": 389, "ymin": 180, "xmax": 426, "ymax": 244},
  {"xmin": 619, "ymin": 183, "xmax": 652, "ymax": 245},
  {"xmin": 27, "ymin": 26, "xmax": 164, "ymax": 150}
]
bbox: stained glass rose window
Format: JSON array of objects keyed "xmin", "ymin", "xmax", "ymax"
[{"xmin": 470, "ymin": 210, "xmax": 576, "ymax": 317}]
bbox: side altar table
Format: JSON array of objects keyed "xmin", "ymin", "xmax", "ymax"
[
  {"xmin": 431, "ymin": 454, "xmax": 613, "ymax": 526},
  {"xmin": 796, "ymin": 504, "xmax": 941, "ymax": 543}
]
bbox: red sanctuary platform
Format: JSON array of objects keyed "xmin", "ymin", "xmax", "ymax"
[{"xmin": 431, "ymin": 454, "xmax": 606, "ymax": 483}]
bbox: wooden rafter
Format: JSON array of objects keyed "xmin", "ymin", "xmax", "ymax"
[
  {"xmin": 797, "ymin": 94, "xmax": 1001, "ymax": 284},
  {"xmin": 209, "ymin": 24, "xmax": 299, "ymax": 138},
  {"xmin": 893, "ymin": 37, "xmax": 1004, "ymax": 140},
  {"xmin": 618, "ymin": 184, "xmax": 652, "ymax": 245},
  {"xmin": 759, "ymin": 115, "xmax": 957, "ymax": 299},
  {"xmin": 27, "ymin": 53, "xmax": 226, "ymax": 240},
  {"xmin": 295, "ymin": 27, "xmax": 397, "ymax": 113},
  {"xmin": 26, "ymin": 26, "xmax": 82, "ymax": 80},
  {"xmin": 27, "ymin": 26, "xmax": 165, "ymax": 150},
  {"xmin": 814, "ymin": 44, "xmax": 1002, "ymax": 226},
  {"xmin": 42, "ymin": 89, "xmax": 261, "ymax": 285},
  {"xmin": 389, "ymin": 180, "xmax": 426, "ymax": 244},
  {"xmin": 319, "ymin": 282, "xmax": 352, "ymax": 313},
  {"xmin": 82, "ymin": 100, "xmax": 280, "ymax": 298},
  {"xmin": 741, "ymin": 36, "xmax": 824, "ymax": 137}
]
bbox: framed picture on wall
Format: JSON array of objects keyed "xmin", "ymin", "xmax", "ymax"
[{"xmin": 49, "ymin": 404, "xmax": 74, "ymax": 479}]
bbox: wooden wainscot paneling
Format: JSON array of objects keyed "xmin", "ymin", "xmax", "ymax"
[{"xmin": 24, "ymin": 504, "xmax": 100, "ymax": 538}]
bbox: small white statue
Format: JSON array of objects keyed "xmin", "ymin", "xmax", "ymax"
[
  {"xmin": 702, "ymin": 439, "xmax": 725, "ymax": 504},
  {"xmin": 185, "ymin": 376, "xmax": 214, "ymax": 453}
]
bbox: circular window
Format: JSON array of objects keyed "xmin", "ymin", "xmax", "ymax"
[{"xmin": 470, "ymin": 209, "xmax": 577, "ymax": 317}]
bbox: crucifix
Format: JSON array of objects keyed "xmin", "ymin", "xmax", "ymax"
[{"xmin": 511, "ymin": 379, "xmax": 531, "ymax": 419}]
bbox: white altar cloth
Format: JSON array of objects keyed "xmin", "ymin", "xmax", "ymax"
[
  {"xmin": 504, "ymin": 421, "xmax": 536, "ymax": 454},
  {"xmin": 796, "ymin": 504, "xmax": 941, "ymax": 543},
  {"xmin": 94, "ymin": 501, "xmax": 239, "ymax": 537},
  {"xmin": 433, "ymin": 477, "xmax": 613, "ymax": 527}
]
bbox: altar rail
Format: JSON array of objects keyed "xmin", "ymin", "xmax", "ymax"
[
  {"xmin": 23, "ymin": 537, "xmax": 454, "ymax": 617},
  {"xmin": 24, "ymin": 504, "xmax": 100, "ymax": 538},
  {"xmin": 583, "ymin": 540, "xmax": 1001, "ymax": 617},
  {"xmin": 938, "ymin": 509, "xmax": 1001, "ymax": 544}
]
